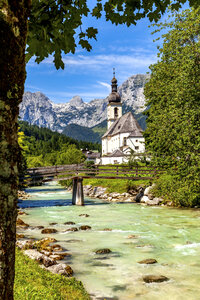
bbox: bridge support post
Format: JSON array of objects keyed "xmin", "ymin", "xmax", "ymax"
[{"xmin": 72, "ymin": 177, "xmax": 84, "ymax": 206}]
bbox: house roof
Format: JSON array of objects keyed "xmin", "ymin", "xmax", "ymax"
[
  {"xmin": 102, "ymin": 111, "xmax": 143, "ymax": 138},
  {"xmin": 107, "ymin": 149, "xmax": 126, "ymax": 157}
]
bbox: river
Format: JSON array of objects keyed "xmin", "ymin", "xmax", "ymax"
[{"xmin": 18, "ymin": 182, "xmax": 200, "ymax": 300}]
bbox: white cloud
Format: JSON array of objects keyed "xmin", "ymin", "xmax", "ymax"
[
  {"xmin": 97, "ymin": 81, "xmax": 110, "ymax": 91},
  {"xmin": 30, "ymin": 51, "xmax": 157, "ymax": 73}
]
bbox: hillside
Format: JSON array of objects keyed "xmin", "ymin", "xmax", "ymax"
[{"xmin": 19, "ymin": 121, "xmax": 101, "ymax": 155}]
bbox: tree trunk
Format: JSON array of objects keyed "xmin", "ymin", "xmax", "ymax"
[{"xmin": 0, "ymin": 1, "xmax": 30, "ymax": 299}]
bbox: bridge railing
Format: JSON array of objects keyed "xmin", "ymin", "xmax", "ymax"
[{"xmin": 19, "ymin": 164, "xmax": 165, "ymax": 186}]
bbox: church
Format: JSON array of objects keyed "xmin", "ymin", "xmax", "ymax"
[{"xmin": 101, "ymin": 72, "xmax": 145, "ymax": 165}]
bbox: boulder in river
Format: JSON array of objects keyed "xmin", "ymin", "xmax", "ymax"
[
  {"xmin": 79, "ymin": 214, "xmax": 90, "ymax": 217},
  {"xmin": 64, "ymin": 221, "xmax": 76, "ymax": 225},
  {"xmin": 143, "ymin": 275, "xmax": 169, "ymax": 283},
  {"xmin": 16, "ymin": 218, "xmax": 29, "ymax": 228},
  {"xmin": 41, "ymin": 228, "xmax": 58, "ymax": 234},
  {"xmin": 127, "ymin": 235, "xmax": 138, "ymax": 239},
  {"xmin": 49, "ymin": 222, "xmax": 57, "ymax": 225},
  {"xmin": 65, "ymin": 227, "xmax": 78, "ymax": 232},
  {"xmin": 95, "ymin": 248, "xmax": 112, "ymax": 254},
  {"xmin": 79, "ymin": 225, "xmax": 91, "ymax": 230},
  {"xmin": 138, "ymin": 259, "xmax": 157, "ymax": 264}
]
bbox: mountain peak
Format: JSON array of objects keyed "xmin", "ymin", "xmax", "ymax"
[{"xmin": 69, "ymin": 95, "xmax": 84, "ymax": 106}]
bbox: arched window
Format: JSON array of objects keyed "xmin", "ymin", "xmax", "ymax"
[
  {"xmin": 123, "ymin": 137, "xmax": 127, "ymax": 146},
  {"xmin": 114, "ymin": 107, "xmax": 118, "ymax": 118}
]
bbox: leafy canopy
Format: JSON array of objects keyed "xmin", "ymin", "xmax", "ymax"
[
  {"xmin": 144, "ymin": 7, "xmax": 200, "ymax": 206},
  {"xmin": 27, "ymin": 0, "xmax": 199, "ymax": 69}
]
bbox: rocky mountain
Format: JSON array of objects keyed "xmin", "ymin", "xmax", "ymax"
[{"xmin": 19, "ymin": 74, "xmax": 149, "ymax": 133}]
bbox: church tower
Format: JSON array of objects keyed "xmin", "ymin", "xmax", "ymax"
[{"xmin": 107, "ymin": 69, "xmax": 122, "ymax": 129}]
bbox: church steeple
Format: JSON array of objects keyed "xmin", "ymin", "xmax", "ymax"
[
  {"xmin": 107, "ymin": 69, "xmax": 122, "ymax": 129},
  {"xmin": 108, "ymin": 68, "xmax": 121, "ymax": 103},
  {"xmin": 111, "ymin": 68, "xmax": 117, "ymax": 93}
]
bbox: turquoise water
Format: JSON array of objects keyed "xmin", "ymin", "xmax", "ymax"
[{"xmin": 18, "ymin": 182, "xmax": 200, "ymax": 300}]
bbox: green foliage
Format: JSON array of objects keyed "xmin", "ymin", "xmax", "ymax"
[
  {"xmin": 152, "ymin": 173, "xmax": 200, "ymax": 207},
  {"xmin": 26, "ymin": 1, "xmax": 199, "ymax": 69},
  {"xmin": 18, "ymin": 121, "xmax": 100, "ymax": 168},
  {"xmin": 56, "ymin": 145, "xmax": 86, "ymax": 165},
  {"xmin": 14, "ymin": 248, "xmax": 90, "ymax": 300},
  {"xmin": 144, "ymin": 8, "xmax": 200, "ymax": 207}
]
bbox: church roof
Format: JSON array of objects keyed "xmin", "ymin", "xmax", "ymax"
[{"xmin": 102, "ymin": 111, "xmax": 143, "ymax": 138}]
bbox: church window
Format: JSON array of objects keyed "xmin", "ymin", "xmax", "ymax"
[
  {"xmin": 135, "ymin": 146, "xmax": 139, "ymax": 150},
  {"xmin": 114, "ymin": 107, "xmax": 118, "ymax": 118},
  {"xmin": 136, "ymin": 140, "xmax": 138, "ymax": 142},
  {"xmin": 123, "ymin": 137, "xmax": 127, "ymax": 146}
]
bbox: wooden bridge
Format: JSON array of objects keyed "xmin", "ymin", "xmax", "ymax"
[{"xmin": 20, "ymin": 164, "xmax": 164, "ymax": 206}]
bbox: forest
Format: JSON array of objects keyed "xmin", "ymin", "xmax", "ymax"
[{"xmin": 18, "ymin": 121, "xmax": 101, "ymax": 169}]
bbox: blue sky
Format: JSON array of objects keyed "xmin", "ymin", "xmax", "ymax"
[{"xmin": 25, "ymin": 7, "xmax": 172, "ymax": 103}]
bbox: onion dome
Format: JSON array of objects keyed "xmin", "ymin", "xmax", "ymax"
[{"xmin": 108, "ymin": 68, "xmax": 121, "ymax": 103}]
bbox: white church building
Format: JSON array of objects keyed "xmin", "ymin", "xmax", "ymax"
[{"xmin": 101, "ymin": 72, "xmax": 145, "ymax": 165}]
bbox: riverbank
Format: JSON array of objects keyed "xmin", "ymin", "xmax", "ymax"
[
  {"xmin": 15, "ymin": 247, "xmax": 90, "ymax": 300},
  {"xmin": 66, "ymin": 184, "xmax": 168, "ymax": 206}
]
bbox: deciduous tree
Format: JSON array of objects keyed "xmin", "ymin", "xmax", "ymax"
[
  {"xmin": 0, "ymin": 1, "xmax": 199, "ymax": 299},
  {"xmin": 144, "ymin": 7, "xmax": 200, "ymax": 206}
]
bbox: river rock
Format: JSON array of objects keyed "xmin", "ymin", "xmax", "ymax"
[
  {"xmin": 138, "ymin": 259, "xmax": 157, "ymax": 264},
  {"xmin": 103, "ymin": 228, "xmax": 112, "ymax": 231},
  {"xmin": 135, "ymin": 187, "xmax": 144, "ymax": 203},
  {"xmin": 50, "ymin": 253, "xmax": 71, "ymax": 261},
  {"xmin": 64, "ymin": 221, "xmax": 76, "ymax": 225},
  {"xmin": 41, "ymin": 228, "xmax": 58, "ymax": 234},
  {"xmin": 95, "ymin": 248, "xmax": 112, "ymax": 254},
  {"xmin": 49, "ymin": 222, "xmax": 57, "ymax": 225},
  {"xmin": 24, "ymin": 249, "xmax": 55, "ymax": 267},
  {"xmin": 16, "ymin": 218, "xmax": 29, "ymax": 228},
  {"xmin": 79, "ymin": 225, "xmax": 91, "ymax": 230},
  {"xmin": 79, "ymin": 214, "xmax": 90, "ymax": 217},
  {"xmin": 18, "ymin": 210, "xmax": 28, "ymax": 215},
  {"xmin": 143, "ymin": 275, "xmax": 169, "ymax": 283},
  {"xmin": 47, "ymin": 263, "xmax": 73, "ymax": 276},
  {"xmin": 51, "ymin": 244, "xmax": 63, "ymax": 252},
  {"xmin": 65, "ymin": 227, "xmax": 78, "ymax": 232},
  {"xmin": 16, "ymin": 233, "xmax": 25, "ymax": 239},
  {"xmin": 144, "ymin": 186, "xmax": 153, "ymax": 196},
  {"xmin": 140, "ymin": 196, "xmax": 149, "ymax": 203},
  {"xmin": 127, "ymin": 235, "xmax": 138, "ymax": 239},
  {"xmin": 34, "ymin": 226, "xmax": 45, "ymax": 229},
  {"xmin": 16, "ymin": 239, "xmax": 35, "ymax": 250},
  {"xmin": 146, "ymin": 197, "xmax": 162, "ymax": 206}
]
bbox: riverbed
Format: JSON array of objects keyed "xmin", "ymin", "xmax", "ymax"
[{"xmin": 18, "ymin": 182, "xmax": 200, "ymax": 300}]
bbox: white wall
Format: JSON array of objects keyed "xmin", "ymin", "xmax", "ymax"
[
  {"xmin": 127, "ymin": 137, "xmax": 145, "ymax": 153},
  {"xmin": 107, "ymin": 103, "xmax": 122, "ymax": 129},
  {"xmin": 102, "ymin": 134, "xmax": 145, "ymax": 156},
  {"xmin": 101, "ymin": 156, "xmax": 129, "ymax": 165}
]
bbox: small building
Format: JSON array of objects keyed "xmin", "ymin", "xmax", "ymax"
[
  {"xmin": 82, "ymin": 150, "xmax": 101, "ymax": 164},
  {"xmin": 101, "ymin": 71, "xmax": 145, "ymax": 165}
]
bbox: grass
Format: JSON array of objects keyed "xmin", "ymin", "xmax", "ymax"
[
  {"xmin": 14, "ymin": 248, "xmax": 90, "ymax": 300},
  {"xmin": 83, "ymin": 178, "xmax": 151, "ymax": 193}
]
